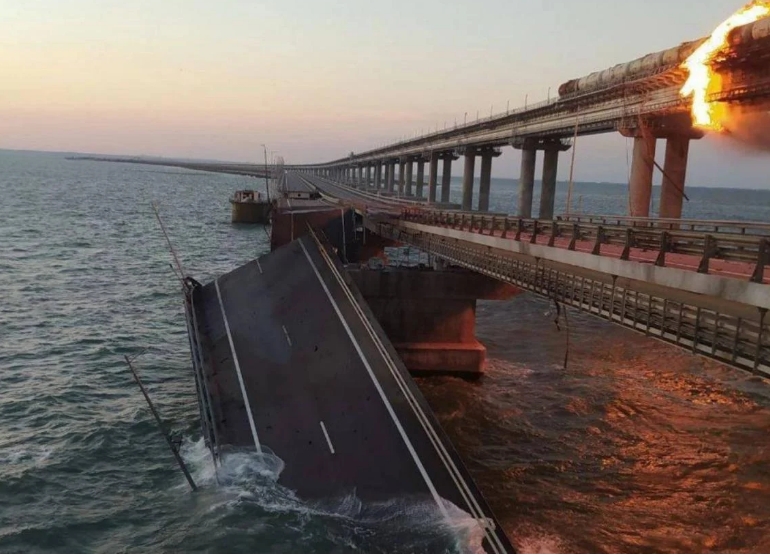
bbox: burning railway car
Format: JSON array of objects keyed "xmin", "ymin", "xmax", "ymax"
[
  {"xmin": 557, "ymin": 39, "xmax": 703, "ymax": 98},
  {"xmin": 557, "ymin": 15, "xmax": 770, "ymax": 101}
]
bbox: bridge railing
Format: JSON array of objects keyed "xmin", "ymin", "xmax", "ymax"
[
  {"xmin": 557, "ymin": 214, "xmax": 770, "ymax": 236},
  {"xmin": 401, "ymin": 209, "xmax": 770, "ymax": 283}
]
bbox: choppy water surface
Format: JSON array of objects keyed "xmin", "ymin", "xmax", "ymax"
[{"xmin": 1, "ymin": 149, "xmax": 769, "ymax": 552}]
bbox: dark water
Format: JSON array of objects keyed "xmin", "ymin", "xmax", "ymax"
[{"xmin": 2, "ymin": 149, "xmax": 769, "ymax": 553}]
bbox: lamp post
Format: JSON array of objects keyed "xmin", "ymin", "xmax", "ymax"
[{"xmin": 260, "ymin": 144, "xmax": 270, "ymax": 202}]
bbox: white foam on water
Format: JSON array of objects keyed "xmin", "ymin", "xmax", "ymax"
[{"xmin": 178, "ymin": 436, "xmax": 492, "ymax": 552}]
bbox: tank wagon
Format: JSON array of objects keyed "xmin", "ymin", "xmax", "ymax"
[
  {"xmin": 728, "ymin": 16, "xmax": 770, "ymax": 48},
  {"xmin": 558, "ymin": 17, "xmax": 770, "ymax": 100},
  {"xmin": 557, "ymin": 39, "xmax": 702, "ymax": 98}
]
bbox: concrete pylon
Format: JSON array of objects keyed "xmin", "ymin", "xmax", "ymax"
[
  {"xmin": 629, "ymin": 135, "xmax": 657, "ymax": 217},
  {"xmin": 365, "ymin": 165, "xmax": 372, "ymax": 189},
  {"xmin": 374, "ymin": 162, "xmax": 382, "ymax": 189},
  {"xmin": 478, "ymin": 148, "xmax": 502, "ymax": 212},
  {"xmin": 387, "ymin": 161, "xmax": 395, "ymax": 192},
  {"xmin": 441, "ymin": 155, "xmax": 453, "ymax": 203},
  {"xmin": 405, "ymin": 159, "xmax": 414, "ymax": 196},
  {"xmin": 511, "ymin": 138, "xmax": 537, "ymax": 218},
  {"xmin": 540, "ymin": 148, "xmax": 559, "ymax": 220},
  {"xmin": 517, "ymin": 143, "xmax": 537, "ymax": 218},
  {"xmin": 660, "ymin": 136, "xmax": 690, "ymax": 219},
  {"xmin": 461, "ymin": 148, "xmax": 477, "ymax": 211},
  {"xmin": 398, "ymin": 159, "xmax": 406, "ymax": 195},
  {"xmin": 415, "ymin": 159, "xmax": 425, "ymax": 198},
  {"xmin": 428, "ymin": 152, "xmax": 439, "ymax": 203}
]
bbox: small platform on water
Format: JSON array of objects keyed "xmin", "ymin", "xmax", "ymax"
[{"xmin": 184, "ymin": 231, "xmax": 513, "ymax": 553}]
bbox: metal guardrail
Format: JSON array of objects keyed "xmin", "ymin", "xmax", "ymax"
[
  {"xmin": 402, "ymin": 210, "xmax": 770, "ymax": 283},
  {"xmin": 557, "ymin": 214, "xmax": 770, "ymax": 235},
  {"xmin": 374, "ymin": 222, "xmax": 770, "ymax": 378},
  {"xmin": 185, "ymin": 287, "xmax": 220, "ymax": 460}
]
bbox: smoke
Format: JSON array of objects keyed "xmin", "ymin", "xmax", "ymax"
[{"xmin": 718, "ymin": 104, "xmax": 770, "ymax": 153}]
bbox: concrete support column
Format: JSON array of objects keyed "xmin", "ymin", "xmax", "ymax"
[
  {"xmin": 398, "ymin": 159, "xmax": 406, "ymax": 195},
  {"xmin": 415, "ymin": 159, "xmax": 425, "ymax": 198},
  {"xmin": 461, "ymin": 148, "xmax": 477, "ymax": 211},
  {"xmin": 539, "ymin": 149, "xmax": 559, "ymax": 220},
  {"xmin": 519, "ymin": 148, "xmax": 536, "ymax": 218},
  {"xmin": 365, "ymin": 165, "xmax": 372, "ymax": 188},
  {"xmin": 374, "ymin": 162, "xmax": 382, "ymax": 189},
  {"xmin": 660, "ymin": 136, "xmax": 689, "ymax": 219},
  {"xmin": 405, "ymin": 159, "xmax": 414, "ymax": 196},
  {"xmin": 477, "ymin": 149, "xmax": 499, "ymax": 212},
  {"xmin": 629, "ymin": 135, "xmax": 657, "ymax": 217},
  {"xmin": 441, "ymin": 156, "xmax": 452, "ymax": 203},
  {"xmin": 428, "ymin": 152, "xmax": 439, "ymax": 203},
  {"xmin": 387, "ymin": 161, "xmax": 395, "ymax": 192}
]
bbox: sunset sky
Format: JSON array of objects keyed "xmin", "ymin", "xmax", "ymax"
[{"xmin": 3, "ymin": 0, "xmax": 770, "ymax": 187}]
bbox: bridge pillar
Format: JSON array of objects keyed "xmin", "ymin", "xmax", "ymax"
[
  {"xmin": 387, "ymin": 161, "xmax": 396, "ymax": 192},
  {"xmin": 428, "ymin": 152, "xmax": 439, "ymax": 203},
  {"xmin": 416, "ymin": 158, "xmax": 425, "ymax": 198},
  {"xmin": 405, "ymin": 158, "xmax": 414, "ymax": 196},
  {"xmin": 478, "ymin": 148, "xmax": 502, "ymax": 212},
  {"xmin": 365, "ymin": 165, "xmax": 372, "ymax": 188},
  {"xmin": 515, "ymin": 141, "xmax": 536, "ymax": 218},
  {"xmin": 374, "ymin": 162, "xmax": 382, "ymax": 190},
  {"xmin": 540, "ymin": 147, "xmax": 559, "ymax": 220},
  {"xmin": 660, "ymin": 136, "xmax": 690, "ymax": 219},
  {"xmin": 398, "ymin": 159, "xmax": 406, "ymax": 195},
  {"xmin": 629, "ymin": 134, "xmax": 657, "ymax": 217},
  {"xmin": 461, "ymin": 147, "xmax": 477, "ymax": 211},
  {"xmin": 441, "ymin": 153, "xmax": 454, "ymax": 203}
]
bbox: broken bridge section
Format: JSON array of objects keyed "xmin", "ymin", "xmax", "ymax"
[{"xmin": 185, "ymin": 232, "xmax": 514, "ymax": 553}]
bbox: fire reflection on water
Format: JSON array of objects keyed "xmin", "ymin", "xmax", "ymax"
[{"xmin": 416, "ymin": 294, "xmax": 770, "ymax": 553}]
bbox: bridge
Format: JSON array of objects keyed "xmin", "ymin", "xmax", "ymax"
[
  {"xmin": 287, "ymin": 18, "xmax": 770, "ymax": 222},
  {"xmin": 174, "ymin": 17, "xmax": 770, "ymax": 553}
]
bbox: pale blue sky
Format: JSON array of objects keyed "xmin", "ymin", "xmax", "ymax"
[{"xmin": 2, "ymin": 0, "xmax": 769, "ymax": 187}]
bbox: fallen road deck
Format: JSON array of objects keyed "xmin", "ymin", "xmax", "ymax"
[{"xmin": 185, "ymin": 231, "xmax": 513, "ymax": 553}]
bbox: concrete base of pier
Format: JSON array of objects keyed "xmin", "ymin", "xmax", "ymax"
[{"xmin": 347, "ymin": 267, "xmax": 520, "ymax": 376}]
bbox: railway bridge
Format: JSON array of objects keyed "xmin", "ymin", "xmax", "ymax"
[{"xmin": 289, "ymin": 17, "xmax": 770, "ymax": 222}]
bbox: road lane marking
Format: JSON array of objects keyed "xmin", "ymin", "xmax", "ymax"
[
  {"xmin": 282, "ymin": 325, "xmax": 292, "ymax": 346},
  {"xmin": 215, "ymin": 278, "xmax": 262, "ymax": 454},
  {"xmin": 308, "ymin": 230, "xmax": 507, "ymax": 553},
  {"xmin": 299, "ymin": 237, "xmax": 450, "ymax": 523},
  {"xmin": 319, "ymin": 421, "xmax": 335, "ymax": 454},
  {"xmin": 256, "ymin": 259, "xmax": 263, "ymax": 274}
]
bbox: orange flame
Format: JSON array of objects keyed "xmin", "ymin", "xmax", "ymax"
[{"xmin": 681, "ymin": 1, "xmax": 770, "ymax": 130}]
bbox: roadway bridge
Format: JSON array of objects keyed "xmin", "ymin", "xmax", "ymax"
[
  {"xmin": 291, "ymin": 171, "xmax": 770, "ymax": 378},
  {"xmin": 184, "ymin": 226, "xmax": 514, "ymax": 553},
  {"xmin": 289, "ymin": 18, "xmax": 770, "ymax": 222}
]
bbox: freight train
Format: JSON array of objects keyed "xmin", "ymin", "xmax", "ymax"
[{"xmin": 557, "ymin": 17, "xmax": 770, "ymax": 99}]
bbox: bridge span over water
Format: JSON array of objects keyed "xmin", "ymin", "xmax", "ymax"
[
  {"xmin": 289, "ymin": 171, "xmax": 769, "ymax": 378},
  {"xmin": 288, "ymin": 18, "xmax": 770, "ymax": 223}
]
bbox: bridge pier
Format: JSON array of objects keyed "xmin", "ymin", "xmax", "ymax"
[
  {"xmin": 628, "ymin": 134, "xmax": 657, "ymax": 217},
  {"xmin": 428, "ymin": 152, "xmax": 439, "ymax": 203},
  {"xmin": 347, "ymin": 266, "xmax": 520, "ymax": 376},
  {"xmin": 461, "ymin": 147, "xmax": 477, "ymax": 211},
  {"xmin": 398, "ymin": 159, "xmax": 406, "ymax": 195},
  {"xmin": 660, "ymin": 136, "xmax": 690, "ymax": 219},
  {"xmin": 365, "ymin": 164, "xmax": 372, "ymax": 189},
  {"xmin": 540, "ymin": 147, "xmax": 560, "ymax": 220},
  {"xmin": 415, "ymin": 158, "xmax": 425, "ymax": 198},
  {"xmin": 374, "ymin": 162, "xmax": 382, "ymax": 190},
  {"xmin": 405, "ymin": 158, "xmax": 414, "ymax": 196},
  {"xmin": 440, "ymin": 153, "xmax": 454, "ymax": 203},
  {"xmin": 515, "ymin": 140, "xmax": 536, "ymax": 218},
  {"xmin": 478, "ymin": 148, "xmax": 502, "ymax": 212},
  {"xmin": 387, "ymin": 160, "xmax": 396, "ymax": 192}
]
